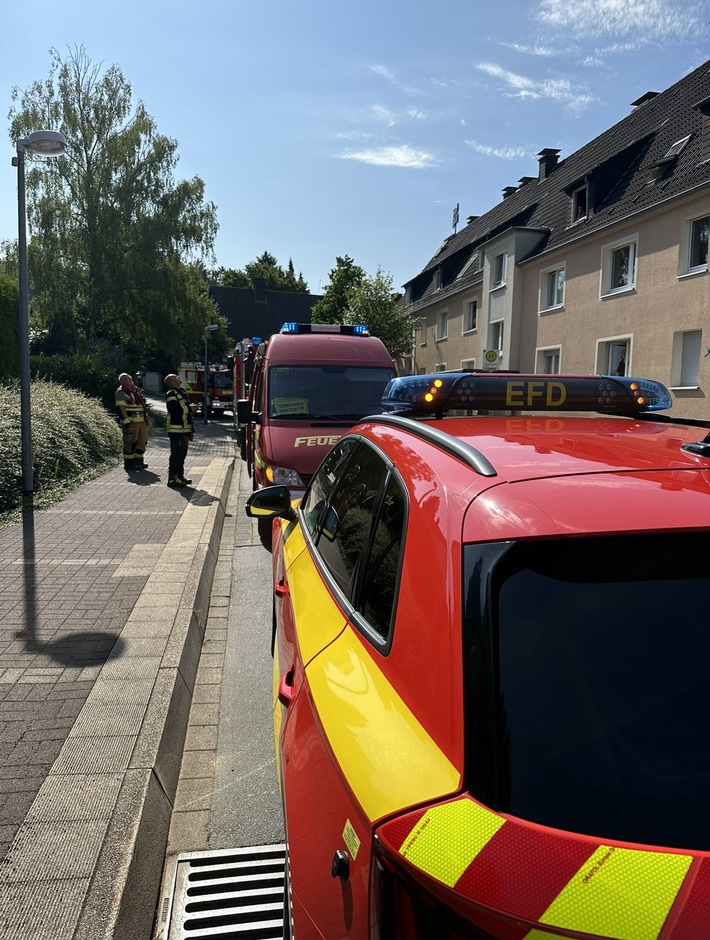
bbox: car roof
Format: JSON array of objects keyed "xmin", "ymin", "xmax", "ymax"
[{"xmin": 356, "ymin": 412, "xmax": 710, "ymax": 542}]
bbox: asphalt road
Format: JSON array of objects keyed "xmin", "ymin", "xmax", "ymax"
[{"xmin": 211, "ymin": 463, "xmax": 284, "ymax": 848}]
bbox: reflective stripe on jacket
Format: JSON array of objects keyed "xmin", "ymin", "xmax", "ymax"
[
  {"xmin": 115, "ymin": 387, "xmax": 146, "ymax": 426},
  {"xmin": 166, "ymin": 387, "xmax": 194, "ymax": 434}
]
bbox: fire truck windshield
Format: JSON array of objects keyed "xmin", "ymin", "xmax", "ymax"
[{"xmin": 268, "ymin": 365, "xmax": 395, "ymax": 419}]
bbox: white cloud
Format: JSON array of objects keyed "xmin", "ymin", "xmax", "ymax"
[
  {"xmin": 475, "ymin": 61, "xmax": 596, "ymax": 111},
  {"xmin": 368, "ymin": 63, "xmax": 420, "ymax": 97},
  {"xmin": 465, "ymin": 140, "xmax": 532, "ymax": 160},
  {"xmin": 370, "ymin": 104, "xmax": 397, "ymax": 126},
  {"xmin": 336, "ymin": 145, "xmax": 439, "ymax": 169},
  {"xmin": 499, "ymin": 41, "xmax": 556, "ymax": 57},
  {"xmin": 535, "ymin": 0, "xmax": 704, "ymax": 43}
]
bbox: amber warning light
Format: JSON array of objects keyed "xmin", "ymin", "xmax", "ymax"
[{"xmin": 381, "ymin": 373, "xmax": 673, "ymax": 416}]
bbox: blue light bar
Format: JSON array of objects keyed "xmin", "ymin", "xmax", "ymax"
[
  {"xmin": 381, "ymin": 373, "xmax": 673, "ymax": 416},
  {"xmin": 279, "ymin": 322, "xmax": 370, "ymax": 336}
]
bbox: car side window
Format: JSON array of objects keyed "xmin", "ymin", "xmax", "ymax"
[
  {"xmin": 300, "ymin": 439, "xmax": 360, "ymax": 538},
  {"xmin": 357, "ymin": 475, "xmax": 405, "ymax": 641},
  {"xmin": 316, "ymin": 445, "xmax": 388, "ymax": 600}
]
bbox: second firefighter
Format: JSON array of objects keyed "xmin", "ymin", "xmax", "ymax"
[{"xmin": 164, "ymin": 373, "xmax": 194, "ymax": 488}]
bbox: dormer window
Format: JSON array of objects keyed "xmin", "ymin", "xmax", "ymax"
[
  {"xmin": 433, "ymin": 268, "xmax": 443, "ymax": 291},
  {"xmin": 572, "ymin": 185, "xmax": 588, "ymax": 222}
]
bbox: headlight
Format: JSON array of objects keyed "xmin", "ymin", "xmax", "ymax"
[{"xmin": 266, "ymin": 465, "xmax": 304, "ymax": 487}]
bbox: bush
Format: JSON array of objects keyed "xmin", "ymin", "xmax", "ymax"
[
  {"xmin": 29, "ymin": 353, "xmax": 124, "ymax": 411},
  {"xmin": 0, "ymin": 379, "xmax": 122, "ymax": 523}
]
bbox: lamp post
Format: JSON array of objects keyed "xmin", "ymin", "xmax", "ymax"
[
  {"xmin": 13, "ymin": 130, "xmax": 67, "ymax": 496},
  {"xmin": 203, "ymin": 324, "xmax": 218, "ymax": 424}
]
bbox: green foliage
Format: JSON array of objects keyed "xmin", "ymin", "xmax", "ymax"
[
  {"xmin": 9, "ymin": 45, "xmax": 218, "ymax": 367},
  {"xmin": 0, "ymin": 275, "xmax": 19, "ymax": 381},
  {"xmin": 311, "ymin": 258, "xmax": 417, "ymax": 360},
  {"xmin": 0, "ymin": 379, "xmax": 122, "ymax": 523},
  {"xmin": 209, "ymin": 251, "xmax": 309, "ymax": 292},
  {"xmin": 345, "ymin": 268, "xmax": 419, "ymax": 361},
  {"xmin": 29, "ymin": 350, "xmax": 124, "ymax": 410},
  {"xmin": 310, "ymin": 256, "xmax": 365, "ymax": 323}
]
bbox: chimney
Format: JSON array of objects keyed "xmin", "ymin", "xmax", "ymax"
[
  {"xmin": 253, "ymin": 278, "xmax": 267, "ymax": 303},
  {"xmin": 518, "ymin": 176, "xmax": 535, "ymax": 188},
  {"xmin": 538, "ymin": 148, "xmax": 560, "ymax": 180},
  {"xmin": 502, "ymin": 186, "xmax": 518, "ymax": 199}
]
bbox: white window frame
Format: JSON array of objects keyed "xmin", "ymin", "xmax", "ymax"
[
  {"xmin": 461, "ymin": 358, "xmax": 475, "ymax": 370},
  {"xmin": 572, "ymin": 185, "xmax": 588, "ymax": 222},
  {"xmin": 489, "ymin": 320, "xmax": 504, "ymax": 352},
  {"xmin": 434, "ymin": 362, "xmax": 447, "ymax": 372},
  {"xmin": 689, "ymin": 216, "xmax": 709, "ymax": 273},
  {"xmin": 595, "ymin": 335, "xmax": 631, "ymax": 376},
  {"xmin": 436, "ymin": 310, "xmax": 448, "ymax": 341},
  {"xmin": 463, "ymin": 299, "xmax": 478, "ymax": 334},
  {"xmin": 491, "ymin": 252, "xmax": 507, "ymax": 289},
  {"xmin": 535, "ymin": 347, "xmax": 561, "ymax": 374},
  {"xmin": 433, "ymin": 268, "xmax": 443, "ymax": 291},
  {"xmin": 600, "ymin": 234, "xmax": 638, "ymax": 297},
  {"xmin": 539, "ymin": 264, "xmax": 565, "ymax": 312},
  {"xmin": 671, "ymin": 329, "xmax": 702, "ymax": 388}
]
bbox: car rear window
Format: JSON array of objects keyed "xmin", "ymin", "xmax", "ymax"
[{"xmin": 464, "ymin": 531, "xmax": 710, "ymax": 850}]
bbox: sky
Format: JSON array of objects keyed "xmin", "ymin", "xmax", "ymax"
[{"xmin": 0, "ymin": 0, "xmax": 708, "ymax": 295}]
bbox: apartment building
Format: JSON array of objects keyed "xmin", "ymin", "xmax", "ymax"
[{"xmin": 401, "ymin": 61, "xmax": 710, "ymax": 420}]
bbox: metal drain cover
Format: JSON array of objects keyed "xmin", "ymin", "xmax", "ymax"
[{"xmin": 155, "ymin": 843, "xmax": 287, "ymax": 939}]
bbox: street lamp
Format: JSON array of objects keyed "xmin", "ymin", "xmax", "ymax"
[
  {"xmin": 13, "ymin": 130, "xmax": 67, "ymax": 496},
  {"xmin": 203, "ymin": 324, "xmax": 218, "ymax": 424}
]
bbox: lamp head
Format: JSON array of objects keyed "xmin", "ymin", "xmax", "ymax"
[{"xmin": 24, "ymin": 131, "xmax": 67, "ymax": 157}]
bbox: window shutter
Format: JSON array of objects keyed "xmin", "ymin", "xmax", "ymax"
[{"xmin": 680, "ymin": 330, "xmax": 702, "ymax": 386}]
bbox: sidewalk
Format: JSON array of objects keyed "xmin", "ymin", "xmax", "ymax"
[{"xmin": 0, "ymin": 418, "xmax": 236, "ymax": 940}]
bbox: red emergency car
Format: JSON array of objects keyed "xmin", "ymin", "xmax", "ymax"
[
  {"xmin": 237, "ymin": 323, "xmax": 396, "ymax": 545},
  {"xmin": 246, "ymin": 372, "xmax": 710, "ymax": 940}
]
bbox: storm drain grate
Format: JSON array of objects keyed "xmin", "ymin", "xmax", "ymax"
[{"xmin": 156, "ymin": 843, "xmax": 287, "ymax": 939}]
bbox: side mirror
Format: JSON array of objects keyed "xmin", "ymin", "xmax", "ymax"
[
  {"xmin": 237, "ymin": 398, "xmax": 252, "ymax": 424},
  {"xmin": 246, "ymin": 486, "xmax": 297, "ymax": 522}
]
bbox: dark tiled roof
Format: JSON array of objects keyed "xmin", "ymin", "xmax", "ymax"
[
  {"xmin": 210, "ymin": 284, "xmax": 323, "ymax": 344},
  {"xmin": 404, "ymin": 61, "xmax": 710, "ymax": 309}
]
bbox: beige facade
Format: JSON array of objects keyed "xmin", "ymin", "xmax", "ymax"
[{"xmin": 409, "ymin": 191, "xmax": 710, "ymax": 421}]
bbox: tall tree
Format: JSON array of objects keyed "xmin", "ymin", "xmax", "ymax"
[
  {"xmin": 310, "ymin": 257, "xmax": 415, "ymax": 358},
  {"xmin": 310, "ymin": 255, "xmax": 365, "ymax": 323},
  {"xmin": 345, "ymin": 268, "xmax": 418, "ymax": 360},
  {"xmin": 209, "ymin": 251, "xmax": 309, "ymax": 292},
  {"xmin": 8, "ymin": 46, "xmax": 219, "ymax": 367}
]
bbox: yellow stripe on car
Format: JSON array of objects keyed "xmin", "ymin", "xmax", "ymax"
[
  {"xmin": 305, "ymin": 629, "xmax": 460, "ymax": 823},
  {"xmin": 400, "ymin": 800, "xmax": 505, "ymax": 887},
  {"xmin": 528, "ymin": 845, "xmax": 692, "ymax": 940}
]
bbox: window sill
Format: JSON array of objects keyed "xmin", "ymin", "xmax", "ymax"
[
  {"xmin": 539, "ymin": 304, "xmax": 564, "ymax": 315},
  {"xmin": 462, "ymin": 329, "xmax": 477, "ymax": 336},
  {"xmin": 490, "ymin": 282, "xmax": 506, "ymax": 292},
  {"xmin": 600, "ymin": 286, "xmax": 636, "ymax": 299},
  {"xmin": 436, "ymin": 336, "xmax": 448, "ymax": 343},
  {"xmin": 677, "ymin": 268, "xmax": 707, "ymax": 280},
  {"xmin": 670, "ymin": 385, "xmax": 701, "ymax": 391}
]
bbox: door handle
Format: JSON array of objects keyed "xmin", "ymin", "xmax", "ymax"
[
  {"xmin": 278, "ymin": 666, "xmax": 295, "ymax": 706},
  {"xmin": 275, "ymin": 578, "xmax": 289, "ymax": 598}
]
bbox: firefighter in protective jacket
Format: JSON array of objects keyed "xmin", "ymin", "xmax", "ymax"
[
  {"xmin": 115, "ymin": 373, "xmax": 148, "ymax": 472},
  {"xmin": 164, "ymin": 373, "xmax": 194, "ymax": 488}
]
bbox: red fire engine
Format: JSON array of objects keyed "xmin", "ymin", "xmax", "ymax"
[{"xmin": 179, "ymin": 362, "xmax": 234, "ymax": 415}]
